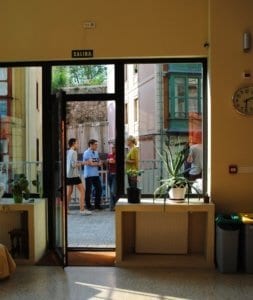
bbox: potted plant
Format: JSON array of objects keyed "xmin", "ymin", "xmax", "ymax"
[
  {"xmin": 154, "ymin": 140, "xmax": 195, "ymax": 203},
  {"xmin": 9, "ymin": 174, "xmax": 30, "ymax": 203},
  {"xmin": 126, "ymin": 169, "xmax": 143, "ymax": 203}
]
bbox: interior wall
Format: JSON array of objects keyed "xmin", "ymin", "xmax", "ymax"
[
  {"xmin": 1, "ymin": 0, "xmax": 253, "ymax": 213},
  {"xmin": 210, "ymin": 0, "xmax": 253, "ymax": 212},
  {"xmin": 0, "ymin": 0, "xmax": 208, "ymax": 60}
]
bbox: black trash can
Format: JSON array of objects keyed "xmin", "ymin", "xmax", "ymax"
[
  {"xmin": 239, "ymin": 213, "xmax": 253, "ymax": 273},
  {"xmin": 215, "ymin": 213, "xmax": 241, "ymax": 273}
]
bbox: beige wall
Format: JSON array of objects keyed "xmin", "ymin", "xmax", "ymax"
[{"xmin": 1, "ymin": 0, "xmax": 253, "ymax": 212}]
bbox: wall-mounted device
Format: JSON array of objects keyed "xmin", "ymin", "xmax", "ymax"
[{"xmin": 243, "ymin": 32, "xmax": 251, "ymax": 52}]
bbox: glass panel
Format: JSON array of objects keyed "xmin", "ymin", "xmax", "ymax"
[
  {"xmin": 0, "ymin": 68, "xmax": 7, "ymax": 80},
  {"xmin": 175, "ymin": 78, "xmax": 185, "ymax": 97},
  {"xmin": 0, "ymin": 82, "xmax": 7, "ymax": 96},
  {"xmin": 188, "ymin": 77, "xmax": 199, "ymax": 113},
  {"xmin": 0, "ymin": 67, "xmax": 43, "ymax": 197},
  {"xmin": 66, "ymin": 100, "xmax": 116, "ymax": 248},
  {"xmin": 0, "ymin": 101, "xmax": 7, "ymax": 116},
  {"xmin": 124, "ymin": 63, "xmax": 204, "ymax": 197},
  {"xmin": 51, "ymin": 65, "xmax": 115, "ymax": 94},
  {"xmin": 175, "ymin": 98, "xmax": 185, "ymax": 118}
]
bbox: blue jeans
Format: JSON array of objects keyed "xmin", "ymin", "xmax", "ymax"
[{"xmin": 108, "ymin": 173, "xmax": 116, "ymax": 209}]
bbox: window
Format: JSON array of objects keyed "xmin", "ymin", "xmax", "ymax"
[
  {"xmin": 0, "ymin": 68, "xmax": 11, "ymax": 117},
  {"xmin": 124, "ymin": 62, "xmax": 206, "ymax": 196},
  {"xmin": 0, "ymin": 67, "xmax": 43, "ymax": 196},
  {"xmin": 51, "ymin": 64, "xmax": 115, "ymax": 94},
  {"xmin": 134, "ymin": 98, "xmax": 138, "ymax": 122}
]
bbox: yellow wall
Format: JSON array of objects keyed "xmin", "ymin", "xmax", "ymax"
[
  {"xmin": 0, "ymin": 0, "xmax": 208, "ymax": 60},
  {"xmin": 1, "ymin": 0, "xmax": 253, "ymax": 212},
  {"xmin": 210, "ymin": 0, "xmax": 253, "ymax": 212}
]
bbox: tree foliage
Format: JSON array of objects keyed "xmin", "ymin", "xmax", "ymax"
[{"xmin": 52, "ymin": 65, "xmax": 107, "ymax": 92}]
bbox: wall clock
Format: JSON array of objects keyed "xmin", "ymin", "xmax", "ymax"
[{"xmin": 232, "ymin": 86, "xmax": 253, "ymax": 115}]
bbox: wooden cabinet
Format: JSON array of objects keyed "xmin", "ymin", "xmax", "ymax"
[
  {"xmin": 0, "ymin": 198, "xmax": 47, "ymax": 264},
  {"xmin": 115, "ymin": 198, "xmax": 215, "ymax": 268}
]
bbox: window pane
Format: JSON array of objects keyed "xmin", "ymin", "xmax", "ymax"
[
  {"xmin": 175, "ymin": 98, "xmax": 186, "ymax": 118},
  {"xmin": 0, "ymin": 101, "xmax": 7, "ymax": 116},
  {"xmin": 51, "ymin": 65, "xmax": 115, "ymax": 94},
  {"xmin": 188, "ymin": 78, "xmax": 198, "ymax": 98},
  {"xmin": 0, "ymin": 67, "xmax": 43, "ymax": 196},
  {"xmin": 124, "ymin": 63, "xmax": 204, "ymax": 196},
  {"xmin": 175, "ymin": 78, "xmax": 185, "ymax": 97},
  {"xmin": 0, "ymin": 68, "xmax": 7, "ymax": 80},
  {"xmin": 0, "ymin": 82, "xmax": 7, "ymax": 96}
]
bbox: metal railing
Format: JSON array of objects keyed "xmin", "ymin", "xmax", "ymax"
[
  {"xmin": 70, "ymin": 160, "xmax": 163, "ymax": 207},
  {"xmin": 0, "ymin": 161, "xmax": 43, "ymax": 195}
]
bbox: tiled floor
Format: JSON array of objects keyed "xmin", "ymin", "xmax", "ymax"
[{"xmin": 1, "ymin": 266, "xmax": 253, "ymax": 300}]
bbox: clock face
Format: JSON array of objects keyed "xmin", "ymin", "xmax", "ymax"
[{"xmin": 233, "ymin": 86, "xmax": 253, "ymax": 115}]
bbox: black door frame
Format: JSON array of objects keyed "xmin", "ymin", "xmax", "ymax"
[
  {"xmin": 44, "ymin": 63, "xmax": 126, "ymax": 256},
  {"xmin": 0, "ymin": 58, "xmax": 208, "ymax": 260}
]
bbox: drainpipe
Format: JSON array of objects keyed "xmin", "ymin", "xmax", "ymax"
[{"xmin": 155, "ymin": 64, "xmax": 164, "ymax": 180}]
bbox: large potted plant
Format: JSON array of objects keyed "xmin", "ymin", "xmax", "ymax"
[
  {"xmin": 154, "ymin": 141, "xmax": 195, "ymax": 202},
  {"xmin": 9, "ymin": 174, "xmax": 30, "ymax": 203}
]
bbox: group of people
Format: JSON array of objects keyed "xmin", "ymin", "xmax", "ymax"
[
  {"xmin": 66, "ymin": 134, "xmax": 202, "ymax": 215},
  {"xmin": 66, "ymin": 135, "xmax": 139, "ymax": 215},
  {"xmin": 66, "ymin": 138, "xmax": 117, "ymax": 216}
]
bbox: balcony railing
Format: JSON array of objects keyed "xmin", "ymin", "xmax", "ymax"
[
  {"xmin": 0, "ymin": 161, "xmax": 43, "ymax": 195},
  {"xmin": 0, "ymin": 159, "xmax": 164, "ymax": 203},
  {"xmin": 69, "ymin": 160, "xmax": 163, "ymax": 208}
]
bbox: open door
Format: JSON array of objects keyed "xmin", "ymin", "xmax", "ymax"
[{"xmin": 51, "ymin": 91, "xmax": 67, "ymax": 266}]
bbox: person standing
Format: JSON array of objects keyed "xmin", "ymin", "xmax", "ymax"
[
  {"xmin": 83, "ymin": 139, "xmax": 103, "ymax": 210},
  {"xmin": 187, "ymin": 132, "xmax": 203, "ymax": 181},
  {"xmin": 66, "ymin": 138, "xmax": 92, "ymax": 216},
  {"xmin": 125, "ymin": 135, "xmax": 139, "ymax": 188},
  {"xmin": 107, "ymin": 144, "xmax": 117, "ymax": 211}
]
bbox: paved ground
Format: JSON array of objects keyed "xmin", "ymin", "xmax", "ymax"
[{"xmin": 67, "ymin": 208, "xmax": 115, "ymax": 248}]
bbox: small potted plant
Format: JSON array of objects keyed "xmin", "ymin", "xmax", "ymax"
[
  {"xmin": 126, "ymin": 169, "xmax": 144, "ymax": 203},
  {"xmin": 9, "ymin": 174, "xmax": 30, "ymax": 203},
  {"xmin": 154, "ymin": 140, "xmax": 196, "ymax": 203}
]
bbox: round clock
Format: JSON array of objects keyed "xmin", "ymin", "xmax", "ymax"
[{"xmin": 233, "ymin": 86, "xmax": 253, "ymax": 115}]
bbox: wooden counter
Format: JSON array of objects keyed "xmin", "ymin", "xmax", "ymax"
[
  {"xmin": 115, "ymin": 198, "xmax": 215, "ymax": 268},
  {"xmin": 0, "ymin": 198, "xmax": 47, "ymax": 264}
]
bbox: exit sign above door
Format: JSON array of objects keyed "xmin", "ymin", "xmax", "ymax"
[{"xmin": 72, "ymin": 49, "xmax": 94, "ymax": 58}]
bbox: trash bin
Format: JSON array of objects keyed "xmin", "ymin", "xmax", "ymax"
[
  {"xmin": 215, "ymin": 213, "xmax": 241, "ymax": 273},
  {"xmin": 238, "ymin": 213, "xmax": 253, "ymax": 273}
]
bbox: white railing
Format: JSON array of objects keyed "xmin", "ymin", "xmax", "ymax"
[
  {"xmin": 124, "ymin": 160, "xmax": 163, "ymax": 194},
  {"xmin": 71, "ymin": 160, "xmax": 163, "ymax": 207}
]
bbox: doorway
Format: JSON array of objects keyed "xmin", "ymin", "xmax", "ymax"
[
  {"xmin": 49, "ymin": 63, "xmax": 124, "ymax": 266},
  {"xmin": 66, "ymin": 99, "xmax": 116, "ymax": 247}
]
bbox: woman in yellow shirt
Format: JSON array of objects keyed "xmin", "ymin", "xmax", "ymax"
[{"xmin": 126, "ymin": 135, "xmax": 139, "ymax": 188}]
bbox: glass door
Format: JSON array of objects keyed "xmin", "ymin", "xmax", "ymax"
[
  {"xmin": 50, "ymin": 63, "xmax": 125, "ymax": 264},
  {"xmin": 66, "ymin": 99, "xmax": 116, "ymax": 249},
  {"xmin": 51, "ymin": 91, "xmax": 67, "ymax": 266}
]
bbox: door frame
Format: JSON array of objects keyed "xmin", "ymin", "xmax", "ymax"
[
  {"xmin": 0, "ymin": 58, "xmax": 207, "ymax": 265},
  {"xmin": 44, "ymin": 63, "xmax": 125, "ymax": 263}
]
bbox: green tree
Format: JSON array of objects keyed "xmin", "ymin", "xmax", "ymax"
[
  {"xmin": 51, "ymin": 67, "xmax": 68, "ymax": 92},
  {"xmin": 68, "ymin": 65, "xmax": 106, "ymax": 86}
]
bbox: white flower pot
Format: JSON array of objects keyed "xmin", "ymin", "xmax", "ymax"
[{"xmin": 168, "ymin": 187, "xmax": 187, "ymax": 203}]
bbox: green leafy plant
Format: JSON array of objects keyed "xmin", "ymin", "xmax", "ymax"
[
  {"xmin": 154, "ymin": 140, "xmax": 195, "ymax": 199},
  {"xmin": 9, "ymin": 174, "xmax": 30, "ymax": 200},
  {"xmin": 126, "ymin": 169, "xmax": 144, "ymax": 177}
]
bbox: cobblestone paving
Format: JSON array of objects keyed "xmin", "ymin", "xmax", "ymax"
[{"xmin": 67, "ymin": 209, "xmax": 115, "ymax": 248}]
